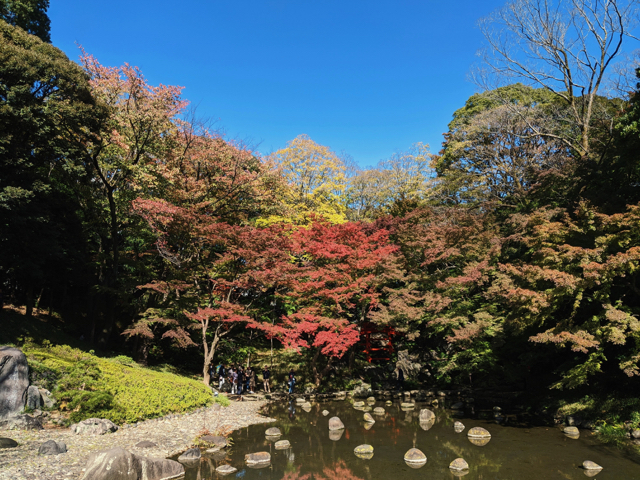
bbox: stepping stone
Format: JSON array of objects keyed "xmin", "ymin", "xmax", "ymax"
[
  {"xmin": 419, "ymin": 409, "xmax": 435, "ymax": 422},
  {"xmin": 135, "ymin": 441, "xmax": 157, "ymax": 448},
  {"xmin": 216, "ymin": 464, "xmax": 237, "ymax": 475},
  {"xmin": 583, "ymin": 460, "xmax": 603, "ymax": 470},
  {"xmin": 38, "ymin": 440, "xmax": 66, "ymax": 455},
  {"xmin": 322, "ymin": 410, "xmax": 329, "ymax": 416},
  {"xmin": 265, "ymin": 427, "xmax": 281, "ymax": 436},
  {"xmin": 245, "ymin": 452, "xmax": 270, "ymax": 465},
  {"xmin": 354, "ymin": 444, "xmax": 374, "ymax": 459},
  {"xmin": 373, "ymin": 407, "xmax": 385, "ymax": 415},
  {"xmin": 454, "ymin": 421, "xmax": 465, "ymax": 433},
  {"xmin": 274, "ymin": 440, "xmax": 290, "ymax": 449},
  {"xmin": 328, "ymin": 416, "xmax": 344, "ymax": 430},
  {"xmin": 450, "ymin": 457, "xmax": 469, "ymax": 471},
  {"xmin": 467, "ymin": 427, "xmax": 491, "ymax": 438},
  {"xmin": 364, "ymin": 413, "xmax": 375, "ymax": 423},
  {"xmin": 404, "ymin": 448, "xmax": 427, "ymax": 467}
]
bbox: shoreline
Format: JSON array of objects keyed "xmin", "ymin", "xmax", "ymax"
[{"xmin": 0, "ymin": 399, "xmax": 274, "ymax": 480}]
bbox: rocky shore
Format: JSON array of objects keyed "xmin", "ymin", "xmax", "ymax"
[{"xmin": 0, "ymin": 399, "xmax": 274, "ymax": 480}]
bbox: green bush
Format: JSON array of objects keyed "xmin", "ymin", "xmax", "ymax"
[{"xmin": 23, "ymin": 344, "xmax": 214, "ymax": 424}]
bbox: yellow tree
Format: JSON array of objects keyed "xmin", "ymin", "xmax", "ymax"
[{"xmin": 262, "ymin": 134, "xmax": 348, "ymax": 225}]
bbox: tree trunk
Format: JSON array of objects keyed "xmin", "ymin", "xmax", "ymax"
[{"xmin": 25, "ymin": 285, "xmax": 33, "ymax": 317}]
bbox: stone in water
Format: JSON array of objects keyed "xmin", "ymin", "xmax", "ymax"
[
  {"xmin": 450, "ymin": 458, "xmax": 469, "ymax": 471},
  {"xmin": 328, "ymin": 416, "xmax": 344, "ymax": 430}
]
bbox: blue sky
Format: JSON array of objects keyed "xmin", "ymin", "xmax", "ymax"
[{"xmin": 49, "ymin": 0, "xmax": 508, "ymax": 167}]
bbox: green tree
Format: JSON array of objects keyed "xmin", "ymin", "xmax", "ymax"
[
  {"xmin": 0, "ymin": 20, "xmax": 101, "ymax": 315},
  {"xmin": 0, "ymin": 0, "xmax": 50, "ymax": 42}
]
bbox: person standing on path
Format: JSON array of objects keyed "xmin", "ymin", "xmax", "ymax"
[
  {"xmin": 263, "ymin": 366, "xmax": 271, "ymax": 393},
  {"xmin": 237, "ymin": 367, "xmax": 244, "ymax": 395},
  {"xmin": 288, "ymin": 369, "xmax": 296, "ymax": 394},
  {"xmin": 249, "ymin": 368, "xmax": 256, "ymax": 393}
]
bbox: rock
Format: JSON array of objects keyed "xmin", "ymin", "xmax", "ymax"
[
  {"xmin": 373, "ymin": 407, "xmax": 385, "ymax": 415},
  {"xmin": 177, "ymin": 447, "xmax": 201, "ymax": 464},
  {"xmin": 366, "ymin": 396, "xmax": 376, "ymax": 404},
  {"xmin": 385, "ymin": 400, "xmax": 393, "ymax": 406},
  {"xmin": 329, "ymin": 428, "xmax": 344, "ymax": 441},
  {"xmin": 450, "ymin": 458, "xmax": 469, "ymax": 471},
  {"xmin": 216, "ymin": 464, "xmax": 238, "ymax": 475},
  {"xmin": 199, "ymin": 435, "xmax": 227, "ymax": 447},
  {"xmin": 354, "ymin": 444, "xmax": 374, "ymax": 459},
  {"xmin": 274, "ymin": 440, "xmax": 290, "ymax": 449},
  {"xmin": 468, "ymin": 436, "xmax": 491, "ymax": 446},
  {"xmin": 454, "ymin": 421, "xmax": 465, "ymax": 433},
  {"xmin": 564, "ymin": 426, "xmax": 579, "ymax": 435},
  {"xmin": 437, "ymin": 391, "xmax": 446, "ymax": 397},
  {"xmin": 353, "ymin": 401, "xmax": 365, "ymax": 407},
  {"xmin": 0, "ymin": 347, "xmax": 29, "ymax": 420},
  {"xmin": 401, "ymin": 402, "xmax": 415, "ymax": 409},
  {"xmin": 467, "ymin": 427, "xmax": 491, "ymax": 438},
  {"xmin": 403, "ymin": 448, "xmax": 427, "ymax": 465},
  {"xmin": 70, "ymin": 418, "xmax": 118, "ymax": 435},
  {"xmin": 322, "ymin": 410, "xmax": 329, "ymax": 416},
  {"xmin": 135, "ymin": 441, "xmax": 157, "ymax": 448},
  {"xmin": 632, "ymin": 429, "xmax": 640, "ymax": 439},
  {"xmin": 295, "ymin": 397, "xmax": 306, "ymax": 403},
  {"xmin": 25, "ymin": 385, "xmax": 41, "ymax": 410},
  {"xmin": 363, "ymin": 413, "xmax": 375, "ymax": 423},
  {"xmin": 302, "ymin": 402, "xmax": 312, "ymax": 409},
  {"xmin": 38, "ymin": 388, "xmax": 56, "ymax": 409},
  {"xmin": 451, "ymin": 402, "xmax": 464, "ymax": 410},
  {"xmin": 493, "ymin": 406, "xmax": 502, "ymax": 412},
  {"xmin": 431, "ymin": 399, "xmax": 439, "ymax": 406},
  {"xmin": 328, "ymin": 416, "xmax": 344, "ymax": 430},
  {"xmin": 0, "ymin": 437, "xmax": 18, "ymax": 448},
  {"xmin": 582, "ymin": 460, "xmax": 603, "ymax": 470},
  {"xmin": 265, "ymin": 427, "xmax": 281, "ymax": 436},
  {"xmin": 419, "ymin": 419, "xmax": 435, "ymax": 431},
  {"xmin": 0, "ymin": 414, "xmax": 42, "ymax": 430},
  {"xmin": 362, "ymin": 406, "xmax": 372, "ymax": 412},
  {"xmin": 363, "ymin": 421, "xmax": 373, "ymax": 430},
  {"xmin": 38, "ymin": 440, "xmax": 67, "ymax": 455},
  {"xmin": 419, "ymin": 408, "xmax": 435, "ymax": 422},
  {"xmin": 245, "ymin": 452, "xmax": 270, "ymax": 465},
  {"xmin": 80, "ymin": 447, "xmax": 184, "ymax": 480},
  {"xmin": 352, "ymin": 382, "xmax": 372, "ymax": 398}
]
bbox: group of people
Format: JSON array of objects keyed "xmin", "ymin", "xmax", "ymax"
[{"xmin": 209, "ymin": 364, "xmax": 297, "ymax": 395}]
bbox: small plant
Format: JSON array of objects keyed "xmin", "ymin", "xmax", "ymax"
[{"xmin": 111, "ymin": 355, "xmax": 136, "ymax": 366}]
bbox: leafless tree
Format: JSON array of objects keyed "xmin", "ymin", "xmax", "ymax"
[{"xmin": 475, "ymin": 0, "xmax": 639, "ymax": 158}]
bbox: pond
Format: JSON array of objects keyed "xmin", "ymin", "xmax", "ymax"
[{"xmin": 178, "ymin": 397, "xmax": 640, "ymax": 479}]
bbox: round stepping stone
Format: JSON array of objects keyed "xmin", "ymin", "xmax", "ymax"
[
  {"xmin": 373, "ymin": 407, "xmax": 385, "ymax": 415},
  {"xmin": 353, "ymin": 401, "xmax": 365, "ymax": 407},
  {"xmin": 274, "ymin": 440, "xmax": 290, "ymax": 449},
  {"xmin": 564, "ymin": 426, "xmax": 579, "ymax": 435},
  {"xmin": 329, "ymin": 428, "xmax": 344, "ymax": 441},
  {"xmin": 366, "ymin": 396, "xmax": 376, "ymax": 404},
  {"xmin": 265, "ymin": 427, "xmax": 281, "ymax": 436},
  {"xmin": 420, "ymin": 418, "xmax": 435, "ymax": 431},
  {"xmin": 419, "ymin": 409, "xmax": 435, "ymax": 422},
  {"xmin": 364, "ymin": 413, "xmax": 375, "ymax": 423},
  {"xmin": 329, "ymin": 416, "xmax": 344, "ymax": 430},
  {"xmin": 404, "ymin": 448, "xmax": 427, "ymax": 467},
  {"xmin": 322, "ymin": 410, "xmax": 329, "ymax": 416},
  {"xmin": 467, "ymin": 427, "xmax": 491, "ymax": 438},
  {"xmin": 454, "ymin": 421, "xmax": 465, "ymax": 433},
  {"xmin": 0, "ymin": 438, "xmax": 18, "ymax": 449},
  {"xmin": 354, "ymin": 444, "xmax": 374, "ymax": 459},
  {"xmin": 583, "ymin": 460, "xmax": 603, "ymax": 470},
  {"xmin": 450, "ymin": 458, "xmax": 469, "ymax": 471},
  {"xmin": 216, "ymin": 464, "xmax": 238, "ymax": 475},
  {"xmin": 245, "ymin": 452, "xmax": 271, "ymax": 465},
  {"xmin": 385, "ymin": 400, "xmax": 393, "ymax": 406}
]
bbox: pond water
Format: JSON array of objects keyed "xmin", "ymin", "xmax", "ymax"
[{"xmin": 179, "ymin": 397, "xmax": 640, "ymax": 479}]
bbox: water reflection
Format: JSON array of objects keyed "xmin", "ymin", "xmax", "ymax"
[{"xmin": 177, "ymin": 398, "xmax": 640, "ymax": 480}]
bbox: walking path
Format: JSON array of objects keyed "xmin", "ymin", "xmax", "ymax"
[{"xmin": 0, "ymin": 399, "xmax": 274, "ymax": 480}]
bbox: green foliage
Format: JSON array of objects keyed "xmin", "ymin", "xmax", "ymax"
[
  {"xmin": 0, "ymin": 0, "xmax": 50, "ymax": 42},
  {"xmin": 23, "ymin": 344, "xmax": 213, "ymax": 424}
]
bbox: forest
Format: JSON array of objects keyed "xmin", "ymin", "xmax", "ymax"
[{"xmin": 2, "ymin": 0, "xmax": 640, "ymax": 413}]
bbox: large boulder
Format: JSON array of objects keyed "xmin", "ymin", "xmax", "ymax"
[
  {"xmin": 0, "ymin": 437, "xmax": 18, "ymax": 448},
  {"xmin": 70, "ymin": 418, "xmax": 118, "ymax": 435},
  {"xmin": 80, "ymin": 447, "xmax": 184, "ymax": 480},
  {"xmin": 245, "ymin": 452, "xmax": 270, "ymax": 466},
  {"xmin": 0, "ymin": 414, "xmax": 43, "ymax": 430},
  {"xmin": 0, "ymin": 347, "xmax": 29, "ymax": 419},
  {"xmin": 38, "ymin": 440, "xmax": 67, "ymax": 455}
]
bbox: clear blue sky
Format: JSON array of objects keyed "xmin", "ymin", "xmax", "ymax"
[{"xmin": 49, "ymin": 0, "xmax": 507, "ymax": 167}]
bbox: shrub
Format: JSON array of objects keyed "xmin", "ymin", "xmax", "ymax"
[{"xmin": 23, "ymin": 344, "xmax": 214, "ymax": 424}]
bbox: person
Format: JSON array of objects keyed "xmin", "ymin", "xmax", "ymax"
[
  {"xmin": 263, "ymin": 366, "xmax": 271, "ymax": 393},
  {"xmin": 288, "ymin": 369, "xmax": 296, "ymax": 394},
  {"xmin": 249, "ymin": 368, "xmax": 256, "ymax": 394},
  {"xmin": 396, "ymin": 367, "xmax": 405, "ymax": 392},
  {"xmin": 245, "ymin": 367, "xmax": 251, "ymax": 393},
  {"xmin": 218, "ymin": 365, "xmax": 226, "ymax": 390},
  {"xmin": 237, "ymin": 367, "xmax": 244, "ymax": 395},
  {"xmin": 231, "ymin": 368, "xmax": 238, "ymax": 394}
]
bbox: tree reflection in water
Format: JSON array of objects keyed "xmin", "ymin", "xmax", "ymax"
[{"xmin": 282, "ymin": 461, "xmax": 364, "ymax": 480}]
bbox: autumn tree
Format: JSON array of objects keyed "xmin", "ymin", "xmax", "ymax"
[
  {"xmin": 477, "ymin": 0, "xmax": 637, "ymax": 159},
  {"xmin": 265, "ymin": 134, "xmax": 348, "ymax": 225}
]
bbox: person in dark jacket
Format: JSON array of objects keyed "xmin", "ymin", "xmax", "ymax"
[
  {"xmin": 263, "ymin": 366, "xmax": 271, "ymax": 393},
  {"xmin": 288, "ymin": 369, "xmax": 296, "ymax": 394}
]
